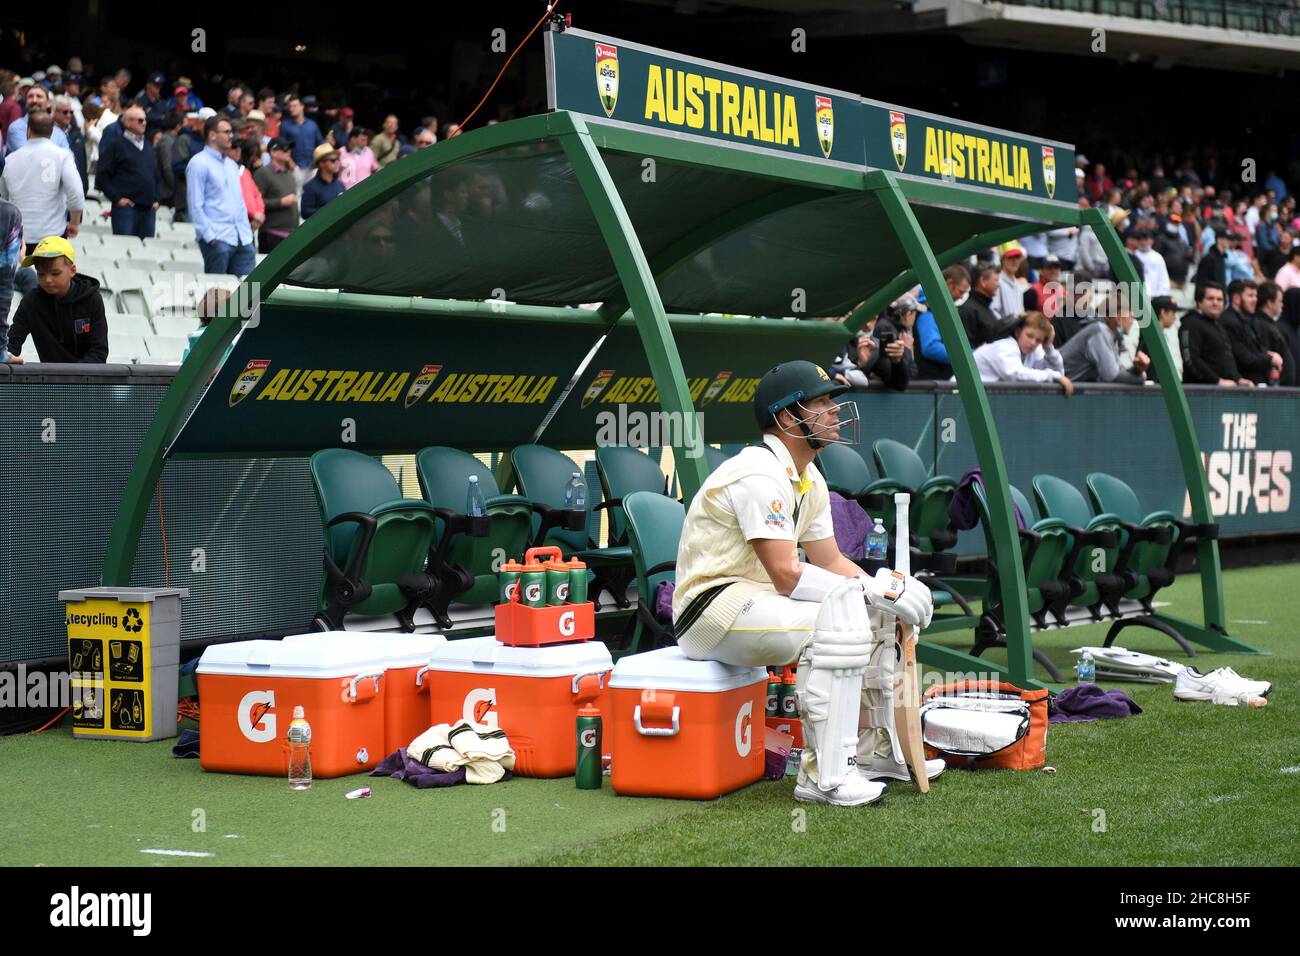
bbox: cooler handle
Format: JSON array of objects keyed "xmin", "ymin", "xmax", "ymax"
[
  {"xmin": 571, "ymin": 669, "xmax": 610, "ymax": 695},
  {"xmin": 344, "ymin": 670, "xmax": 385, "ymax": 703},
  {"xmin": 524, "ymin": 545, "xmax": 564, "ymax": 566},
  {"xmin": 415, "ymin": 665, "xmax": 431, "ymax": 690},
  {"xmin": 634, "ymin": 705, "xmax": 681, "ymax": 737}
]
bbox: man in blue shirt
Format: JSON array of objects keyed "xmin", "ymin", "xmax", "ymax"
[
  {"xmin": 913, "ymin": 265, "xmax": 971, "ymax": 380},
  {"xmin": 186, "ymin": 115, "xmax": 254, "ymax": 277},
  {"xmin": 280, "ymin": 95, "xmax": 324, "ymax": 185},
  {"xmin": 5, "ymin": 86, "xmax": 71, "ymax": 154}
]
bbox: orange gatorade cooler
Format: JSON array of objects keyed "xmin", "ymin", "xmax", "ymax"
[
  {"xmin": 424, "ymin": 636, "xmax": 612, "ymax": 777},
  {"xmin": 197, "ymin": 639, "xmax": 388, "ymax": 778},
  {"xmin": 608, "ymin": 647, "xmax": 767, "ymax": 800},
  {"xmin": 282, "ymin": 631, "xmax": 446, "ymax": 757}
]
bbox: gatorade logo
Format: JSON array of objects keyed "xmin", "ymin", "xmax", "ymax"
[
  {"xmin": 735, "ymin": 700, "xmax": 753, "ymax": 757},
  {"xmin": 559, "ymin": 610, "xmax": 576, "ymax": 637},
  {"xmin": 503, "ymin": 581, "xmax": 518, "ymax": 602},
  {"xmin": 781, "ymin": 690, "xmax": 796, "ymax": 716},
  {"xmin": 556, "ymin": 582, "xmax": 570, "ymax": 602},
  {"xmin": 579, "ymin": 727, "xmax": 598, "ymax": 749},
  {"xmin": 464, "ymin": 688, "xmax": 499, "ymax": 730},
  {"xmin": 524, "ymin": 583, "xmax": 542, "ymax": 604},
  {"xmin": 237, "ymin": 690, "xmax": 277, "ymax": 743}
]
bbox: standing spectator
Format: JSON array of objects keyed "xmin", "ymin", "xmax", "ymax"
[
  {"xmin": 280, "ymin": 95, "xmax": 324, "ymax": 186},
  {"xmin": 971, "ymin": 311, "xmax": 1073, "ymax": 395},
  {"xmin": 914, "ymin": 264, "xmax": 969, "ymax": 380},
  {"xmin": 1220, "ymin": 280, "xmax": 1280, "ymax": 385},
  {"xmin": 1075, "ymin": 198, "xmax": 1110, "ymax": 276},
  {"xmin": 60, "ymin": 73, "xmax": 86, "ymax": 129},
  {"xmin": 1259, "ymin": 227, "xmax": 1290, "ymax": 281},
  {"xmin": 112, "ymin": 68, "xmax": 132, "ymax": 100},
  {"xmin": 1224, "ymin": 234, "xmax": 1254, "ymax": 284},
  {"xmin": 95, "ymin": 105, "xmax": 159, "ymax": 238},
  {"xmin": 991, "ymin": 244, "xmax": 1025, "ymax": 321},
  {"xmin": 413, "ymin": 115, "xmax": 438, "ymax": 146},
  {"xmin": 1255, "ymin": 281, "xmax": 1296, "ymax": 386},
  {"xmin": 413, "ymin": 127, "xmax": 435, "ymax": 150},
  {"xmin": 234, "ymin": 135, "xmax": 265, "ymax": 236},
  {"xmin": 1046, "ymin": 223, "xmax": 1078, "ymax": 270},
  {"xmin": 220, "ymin": 85, "xmax": 244, "ymax": 119},
  {"xmin": 0, "ymin": 72, "xmax": 22, "ymax": 142},
  {"xmin": 1085, "ymin": 161, "xmax": 1113, "ymax": 203},
  {"xmin": 1025, "ymin": 255, "xmax": 1065, "ymax": 318},
  {"xmin": 167, "ymin": 78, "xmax": 203, "ymax": 111},
  {"xmin": 1020, "ymin": 232, "xmax": 1048, "ymax": 270},
  {"xmin": 169, "ymin": 111, "xmax": 206, "ymax": 223},
  {"xmin": 7, "ymin": 236, "xmax": 108, "ymax": 364},
  {"xmin": 370, "ymin": 114, "xmax": 403, "ymax": 167},
  {"xmin": 301, "ymin": 143, "xmax": 344, "ymax": 219},
  {"xmin": 256, "ymin": 89, "xmax": 279, "ymax": 136},
  {"xmin": 1194, "ymin": 226, "xmax": 1231, "ymax": 287},
  {"xmin": 155, "ymin": 109, "xmax": 186, "ymax": 208},
  {"xmin": 960, "ymin": 262, "xmax": 1014, "ymax": 348},
  {"xmin": 338, "ymin": 127, "xmax": 378, "ymax": 188},
  {"xmin": 441, "ymin": 122, "xmax": 463, "ymax": 140},
  {"xmin": 328, "ymin": 106, "xmax": 354, "ymax": 148},
  {"xmin": 0, "ymin": 197, "xmax": 21, "ymax": 362},
  {"xmin": 1273, "ymin": 244, "xmax": 1300, "ymax": 292},
  {"xmin": 134, "ymin": 71, "xmax": 170, "ymax": 137},
  {"xmin": 253, "ymin": 137, "xmax": 298, "ymax": 253},
  {"xmin": 0, "ymin": 112, "xmax": 83, "ymax": 247},
  {"xmin": 52, "ymin": 97, "xmax": 88, "ymax": 195},
  {"xmin": 86, "ymin": 78, "xmax": 121, "ymax": 175},
  {"xmin": 1155, "ymin": 202, "xmax": 1194, "ymax": 288},
  {"xmin": 5, "ymin": 85, "xmax": 71, "ymax": 153},
  {"xmin": 1180, "ymin": 283, "xmax": 1251, "ymax": 386},
  {"xmin": 186, "ymin": 115, "xmax": 255, "ymax": 277},
  {"xmin": 1132, "ymin": 223, "xmax": 1170, "ymax": 297}
]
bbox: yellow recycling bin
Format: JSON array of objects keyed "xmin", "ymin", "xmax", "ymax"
[{"xmin": 59, "ymin": 587, "xmax": 189, "ymax": 742}]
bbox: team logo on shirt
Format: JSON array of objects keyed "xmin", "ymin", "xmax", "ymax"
[
  {"xmin": 764, "ymin": 499, "xmax": 788, "ymax": 530},
  {"xmin": 889, "ymin": 111, "xmax": 907, "ymax": 171},
  {"xmin": 581, "ymin": 369, "xmax": 616, "ymax": 408},
  {"xmin": 404, "ymin": 364, "xmax": 443, "ymax": 408},
  {"xmin": 1042, "ymin": 146, "xmax": 1056, "ymax": 200},
  {"xmin": 815, "ymin": 96, "xmax": 834, "ymax": 159},
  {"xmin": 595, "ymin": 43, "xmax": 619, "ymax": 117},
  {"xmin": 700, "ymin": 371, "xmax": 732, "ymax": 406},
  {"xmin": 229, "ymin": 360, "xmax": 271, "ymax": 407}
]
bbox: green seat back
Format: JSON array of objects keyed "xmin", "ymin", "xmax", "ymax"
[
  {"xmin": 596, "ymin": 446, "xmax": 669, "ymax": 544},
  {"xmin": 702, "ymin": 445, "xmax": 732, "ymax": 475},
  {"xmin": 1086, "ymin": 471, "xmax": 1177, "ymax": 600},
  {"xmin": 309, "ymin": 449, "xmax": 438, "ymax": 615},
  {"xmin": 417, "ymin": 447, "xmax": 532, "ymax": 604},
  {"xmin": 1085, "ymin": 472, "xmax": 1144, "ymax": 525},
  {"xmin": 1010, "ymin": 485, "xmax": 1037, "ymax": 525},
  {"xmin": 973, "ymin": 480, "xmax": 1069, "ymax": 617},
  {"xmin": 511, "ymin": 444, "xmax": 590, "ymax": 555},
  {"xmin": 1031, "ymin": 474, "xmax": 1095, "ymax": 530},
  {"xmin": 815, "ymin": 442, "xmax": 875, "ymax": 498},
  {"xmin": 872, "ymin": 439, "xmax": 929, "ymax": 491},
  {"xmin": 623, "ymin": 491, "xmax": 684, "ymax": 594}
]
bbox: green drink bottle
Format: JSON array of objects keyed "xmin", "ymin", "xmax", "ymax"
[
  {"xmin": 765, "ymin": 670, "xmax": 781, "ymax": 717},
  {"xmin": 498, "ymin": 560, "xmax": 524, "ymax": 605},
  {"xmin": 575, "ymin": 704, "xmax": 603, "ymax": 789}
]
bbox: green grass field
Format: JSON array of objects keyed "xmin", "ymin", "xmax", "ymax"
[{"xmin": 4, "ymin": 564, "xmax": 1296, "ymax": 867}]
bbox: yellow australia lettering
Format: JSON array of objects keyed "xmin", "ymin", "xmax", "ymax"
[{"xmin": 645, "ymin": 66, "xmax": 665, "ymax": 122}]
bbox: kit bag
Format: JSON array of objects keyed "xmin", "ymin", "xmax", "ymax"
[{"xmin": 920, "ymin": 680, "xmax": 1049, "ymax": 770}]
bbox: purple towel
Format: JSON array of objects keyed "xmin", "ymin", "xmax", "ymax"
[
  {"xmin": 830, "ymin": 491, "xmax": 873, "ymax": 560},
  {"xmin": 369, "ymin": 748, "xmax": 470, "ymax": 788},
  {"xmin": 950, "ymin": 467, "xmax": 1028, "ymax": 532},
  {"xmin": 1049, "ymin": 684, "xmax": 1143, "ymax": 723},
  {"xmin": 654, "ymin": 580, "xmax": 675, "ymax": 624}
]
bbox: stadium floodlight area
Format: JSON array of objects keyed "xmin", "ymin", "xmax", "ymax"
[{"xmin": 102, "ymin": 24, "xmax": 1260, "ymax": 689}]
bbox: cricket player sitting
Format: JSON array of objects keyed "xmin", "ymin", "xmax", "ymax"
[{"xmin": 673, "ymin": 361, "xmax": 944, "ymax": 806}]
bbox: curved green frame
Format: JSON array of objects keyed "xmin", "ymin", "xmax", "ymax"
[{"xmin": 101, "ymin": 109, "xmax": 1259, "ymax": 686}]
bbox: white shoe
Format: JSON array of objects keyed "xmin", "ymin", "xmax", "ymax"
[
  {"xmin": 1207, "ymin": 667, "xmax": 1270, "ymax": 697},
  {"xmin": 859, "ymin": 754, "xmax": 947, "ymax": 782},
  {"xmin": 794, "ymin": 773, "xmax": 888, "ymax": 807},
  {"xmin": 1173, "ymin": 667, "xmax": 1222, "ymax": 701}
]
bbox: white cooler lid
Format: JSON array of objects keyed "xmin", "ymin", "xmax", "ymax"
[
  {"xmin": 197, "ymin": 637, "xmax": 389, "ymax": 679},
  {"xmin": 426, "ymin": 635, "xmax": 613, "ymax": 678},
  {"xmin": 608, "ymin": 646, "xmax": 767, "ymax": 693},
  {"xmin": 282, "ymin": 631, "xmax": 446, "ymax": 668}
]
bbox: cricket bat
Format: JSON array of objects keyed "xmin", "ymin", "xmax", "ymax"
[{"xmin": 892, "ymin": 492, "xmax": 929, "ymax": 793}]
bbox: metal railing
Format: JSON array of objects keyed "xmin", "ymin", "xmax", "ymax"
[{"xmin": 994, "ymin": 0, "xmax": 1300, "ymax": 36}]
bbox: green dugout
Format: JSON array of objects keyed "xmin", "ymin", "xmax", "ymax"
[{"xmin": 102, "ymin": 26, "xmax": 1259, "ymax": 688}]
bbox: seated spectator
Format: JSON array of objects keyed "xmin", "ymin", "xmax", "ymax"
[
  {"xmin": 1194, "ymin": 223, "xmax": 1232, "ymax": 287},
  {"xmin": 1133, "ymin": 223, "xmax": 1170, "ymax": 297},
  {"xmin": 1255, "ymin": 281, "xmax": 1296, "ymax": 386},
  {"xmin": 338, "ymin": 126, "xmax": 378, "ymax": 188},
  {"xmin": 1274, "ymin": 244, "xmax": 1300, "ymax": 292},
  {"xmin": 301, "ymin": 143, "xmax": 344, "ymax": 219},
  {"xmin": 1224, "ymin": 233, "xmax": 1255, "ymax": 284},
  {"xmin": 991, "ymin": 244, "xmax": 1026, "ymax": 321},
  {"xmin": 830, "ymin": 304, "xmax": 913, "ymax": 392},
  {"xmin": 914, "ymin": 264, "xmax": 969, "ymax": 380},
  {"xmin": 960, "ymin": 263, "xmax": 1018, "ymax": 348},
  {"xmin": 1052, "ymin": 267, "xmax": 1095, "ymax": 347},
  {"xmin": 1138, "ymin": 294, "xmax": 1183, "ymax": 383},
  {"xmin": 1219, "ymin": 279, "xmax": 1279, "ymax": 385},
  {"xmin": 183, "ymin": 286, "xmax": 234, "ymax": 365},
  {"xmin": 1058, "ymin": 294, "xmax": 1149, "ymax": 384},
  {"xmin": 971, "ymin": 311, "xmax": 1073, "ymax": 395},
  {"xmin": 1180, "ymin": 282, "xmax": 1252, "ymax": 386},
  {"xmin": 7, "ymin": 236, "xmax": 108, "ymax": 364},
  {"xmin": 1024, "ymin": 255, "xmax": 1065, "ymax": 317},
  {"xmin": 1156, "ymin": 203, "xmax": 1194, "ymax": 288}
]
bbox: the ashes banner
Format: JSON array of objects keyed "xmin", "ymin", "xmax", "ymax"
[{"xmin": 547, "ymin": 27, "xmax": 1076, "ymax": 202}]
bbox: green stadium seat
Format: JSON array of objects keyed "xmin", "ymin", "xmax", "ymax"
[
  {"xmin": 621, "ymin": 491, "xmax": 685, "ymax": 654},
  {"xmin": 594, "ymin": 445, "xmax": 671, "ymax": 547},
  {"xmin": 510, "ymin": 444, "xmax": 635, "ymax": 608},
  {"xmin": 309, "ymin": 449, "xmax": 439, "ymax": 632},
  {"xmin": 415, "ymin": 446, "xmax": 532, "ymax": 628},
  {"xmin": 1031, "ymin": 474, "xmax": 1132, "ymax": 623},
  {"xmin": 871, "ymin": 438, "xmax": 958, "ymax": 553}
]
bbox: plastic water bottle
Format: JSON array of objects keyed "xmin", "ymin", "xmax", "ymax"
[
  {"xmin": 866, "ymin": 519, "xmax": 889, "ymax": 562},
  {"xmin": 564, "ymin": 472, "xmax": 587, "ymax": 510},
  {"xmin": 287, "ymin": 706, "xmax": 312, "ymax": 791},
  {"xmin": 466, "ymin": 475, "xmax": 486, "ymax": 517},
  {"xmin": 1076, "ymin": 651, "xmax": 1096, "ymax": 686}
]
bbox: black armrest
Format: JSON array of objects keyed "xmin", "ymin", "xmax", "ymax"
[
  {"xmin": 1017, "ymin": 527, "xmax": 1042, "ymax": 573},
  {"xmin": 854, "ymin": 492, "xmax": 889, "ymax": 513},
  {"xmin": 644, "ymin": 560, "xmax": 676, "ymax": 578},
  {"xmin": 428, "ymin": 508, "xmax": 489, "ymax": 569},
  {"xmin": 1174, "ymin": 519, "xmax": 1219, "ymax": 541},
  {"xmin": 1120, "ymin": 521, "xmax": 1172, "ymax": 546},
  {"xmin": 530, "ymin": 501, "xmax": 587, "ymax": 546},
  {"xmin": 593, "ymin": 499, "xmax": 622, "ymax": 513},
  {"xmin": 323, "ymin": 511, "xmax": 379, "ymax": 595}
]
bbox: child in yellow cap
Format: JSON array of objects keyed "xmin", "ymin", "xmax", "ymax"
[{"xmin": 9, "ymin": 235, "xmax": 108, "ymax": 364}]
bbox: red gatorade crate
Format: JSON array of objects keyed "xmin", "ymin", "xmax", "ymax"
[
  {"xmin": 197, "ymin": 639, "xmax": 388, "ymax": 777},
  {"xmin": 494, "ymin": 546, "xmax": 595, "ymax": 648},
  {"xmin": 608, "ymin": 647, "xmax": 767, "ymax": 800},
  {"xmin": 423, "ymin": 636, "xmax": 613, "ymax": 777}
]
